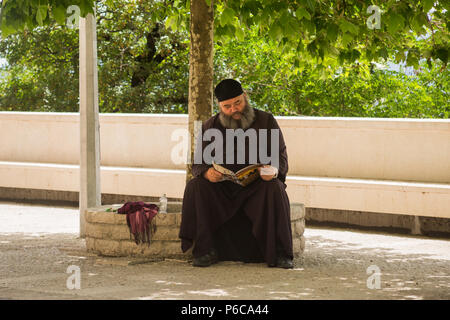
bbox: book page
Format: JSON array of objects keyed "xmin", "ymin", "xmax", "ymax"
[
  {"xmin": 212, "ymin": 162, "xmax": 263, "ymax": 186},
  {"xmin": 212, "ymin": 161, "xmax": 235, "ymax": 177},
  {"xmin": 236, "ymin": 163, "xmax": 264, "ymax": 177}
]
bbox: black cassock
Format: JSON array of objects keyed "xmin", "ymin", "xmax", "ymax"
[{"xmin": 179, "ymin": 108, "xmax": 293, "ymax": 266}]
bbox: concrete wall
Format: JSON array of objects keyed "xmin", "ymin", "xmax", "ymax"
[
  {"xmin": 0, "ymin": 112, "xmax": 449, "ymax": 233},
  {"xmin": 1, "ymin": 112, "xmax": 449, "ymax": 183}
]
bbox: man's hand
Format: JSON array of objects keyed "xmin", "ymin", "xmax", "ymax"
[
  {"xmin": 258, "ymin": 165, "xmax": 277, "ymax": 181},
  {"xmin": 203, "ymin": 167, "xmax": 223, "ymax": 183}
]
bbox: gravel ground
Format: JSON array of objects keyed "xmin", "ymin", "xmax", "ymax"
[{"xmin": 0, "ymin": 201, "xmax": 449, "ymax": 300}]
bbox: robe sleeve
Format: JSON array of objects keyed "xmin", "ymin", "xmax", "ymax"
[{"xmin": 269, "ymin": 114, "xmax": 289, "ymax": 183}]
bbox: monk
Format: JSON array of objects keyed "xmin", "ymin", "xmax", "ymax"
[{"xmin": 179, "ymin": 79, "xmax": 293, "ymax": 269}]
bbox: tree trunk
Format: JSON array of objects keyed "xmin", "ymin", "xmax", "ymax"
[{"xmin": 186, "ymin": 0, "xmax": 214, "ymax": 183}]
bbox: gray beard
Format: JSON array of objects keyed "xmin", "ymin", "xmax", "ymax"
[{"xmin": 218, "ymin": 101, "xmax": 255, "ymax": 130}]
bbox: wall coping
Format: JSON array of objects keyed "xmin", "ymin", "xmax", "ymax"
[{"xmin": 1, "ymin": 111, "xmax": 448, "ymax": 128}]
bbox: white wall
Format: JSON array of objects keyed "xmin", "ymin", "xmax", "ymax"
[
  {"xmin": 1, "ymin": 112, "xmax": 449, "ymax": 218},
  {"xmin": 1, "ymin": 112, "xmax": 448, "ymax": 183}
]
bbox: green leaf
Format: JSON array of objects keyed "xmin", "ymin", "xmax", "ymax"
[
  {"xmin": 0, "ymin": 21, "xmax": 16, "ymax": 37},
  {"xmin": 406, "ymin": 51, "xmax": 419, "ymax": 68},
  {"xmin": 235, "ymin": 27, "xmax": 245, "ymax": 41},
  {"xmin": 435, "ymin": 48, "xmax": 448, "ymax": 64},
  {"xmin": 165, "ymin": 14, "xmax": 179, "ymax": 31},
  {"xmin": 36, "ymin": 5, "xmax": 48, "ymax": 26},
  {"xmin": 296, "ymin": 40, "xmax": 304, "ymax": 52},
  {"xmin": 220, "ymin": 7, "xmax": 235, "ymax": 27},
  {"xmin": 395, "ymin": 50, "xmax": 405, "ymax": 63},
  {"xmin": 422, "ymin": 0, "xmax": 434, "ymax": 12},
  {"xmin": 350, "ymin": 49, "xmax": 361, "ymax": 62},
  {"xmin": 305, "ymin": 0, "xmax": 315, "ymax": 12},
  {"xmin": 423, "ymin": 49, "xmax": 432, "ymax": 58},
  {"xmin": 268, "ymin": 21, "xmax": 282, "ymax": 41},
  {"xmin": 52, "ymin": 5, "xmax": 66, "ymax": 25},
  {"xmin": 220, "ymin": 24, "xmax": 236, "ymax": 39},
  {"xmin": 286, "ymin": 16, "xmax": 301, "ymax": 36},
  {"xmin": 296, "ymin": 7, "xmax": 311, "ymax": 21},
  {"xmin": 416, "ymin": 12, "xmax": 428, "ymax": 27},
  {"xmin": 410, "ymin": 14, "xmax": 425, "ymax": 34},
  {"xmin": 326, "ymin": 23, "xmax": 339, "ymax": 42},
  {"xmin": 302, "ymin": 19, "xmax": 315, "ymax": 35},
  {"xmin": 342, "ymin": 33, "xmax": 353, "ymax": 46},
  {"xmin": 386, "ymin": 13, "xmax": 405, "ymax": 35},
  {"xmin": 79, "ymin": 0, "xmax": 95, "ymax": 17},
  {"xmin": 377, "ymin": 47, "xmax": 388, "ymax": 59},
  {"xmin": 318, "ymin": 46, "xmax": 325, "ymax": 61},
  {"xmin": 307, "ymin": 39, "xmax": 317, "ymax": 55},
  {"xmin": 338, "ymin": 19, "xmax": 359, "ymax": 35},
  {"xmin": 328, "ymin": 45, "xmax": 340, "ymax": 57},
  {"xmin": 442, "ymin": 1, "xmax": 450, "ymax": 11}
]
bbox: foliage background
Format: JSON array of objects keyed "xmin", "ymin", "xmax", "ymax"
[{"xmin": 0, "ymin": 0, "xmax": 448, "ymax": 118}]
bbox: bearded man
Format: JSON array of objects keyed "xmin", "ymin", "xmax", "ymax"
[{"xmin": 179, "ymin": 79, "xmax": 293, "ymax": 269}]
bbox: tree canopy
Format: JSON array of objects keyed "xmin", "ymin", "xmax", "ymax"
[
  {"xmin": 168, "ymin": 0, "xmax": 449, "ymax": 72},
  {"xmin": 0, "ymin": 0, "xmax": 95, "ymax": 34},
  {"xmin": 0, "ymin": 0, "xmax": 448, "ymax": 118},
  {"xmin": 2, "ymin": 0, "xmax": 449, "ymax": 68}
]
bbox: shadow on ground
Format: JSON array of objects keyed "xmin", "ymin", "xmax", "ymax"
[{"xmin": 0, "ymin": 227, "xmax": 448, "ymax": 300}]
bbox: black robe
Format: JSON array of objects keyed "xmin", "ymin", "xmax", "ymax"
[{"xmin": 179, "ymin": 108, "xmax": 293, "ymax": 266}]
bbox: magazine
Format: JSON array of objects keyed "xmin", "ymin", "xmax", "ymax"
[{"xmin": 212, "ymin": 161, "xmax": 264, "ymax": 187}]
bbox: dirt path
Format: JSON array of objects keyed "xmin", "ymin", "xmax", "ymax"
[{"xmin": 0, "ymin": 201, "xmax": 449, "ymax": 300}]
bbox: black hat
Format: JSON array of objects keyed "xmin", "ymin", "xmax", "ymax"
[{"xmin": 214, "ymin": 79, "xmax": 244, "ymax": 102}]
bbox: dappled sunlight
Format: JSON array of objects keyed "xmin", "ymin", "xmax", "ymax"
[
  {"xmin": 155, "ymin": 280, "xmax": 190, "ymax": 286},
  {"xmin": 271, "ymin": 292, "xmax": 313, "ymax": 299},
  {"xmin": 403, "ymin": 295, "xmax": 424, "ymax": 300},
  {"xmin": 305, "ymin": 226, "xmax": 450, "ymax": 261},
  {"xmin": 0, "ymin": 202, "xmax": 448, "ymax": 299},
  {"xmin": 299, "ymin": 227, "xmax": 450, "ymax": 299},
  {"xmin": 135, "ymin": 289, "xmax": 186, "ymax": 300},
  {"xmin": 0, "ymin": 202, "xmax": 79, "ymax": 235},
  {"xmin": 187, "ymin": 289, "xmax": 232, "ymax": 297}
]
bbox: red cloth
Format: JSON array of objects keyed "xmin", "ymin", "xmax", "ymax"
[{"xmin": 117, "ymin": 201, "xmax": 159, "ymax": 245}]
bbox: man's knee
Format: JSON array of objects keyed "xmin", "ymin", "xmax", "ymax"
[
  {"xmin": 186, "ymin": 176, "xmax": 201, "ymax": 186},
  {"xmin": 261, "ymin": 178, "xmax": 286, "ymax": 191},
  {"xmin": 185, "ymin": 176, "xmax": 212, "ymax": 193}
]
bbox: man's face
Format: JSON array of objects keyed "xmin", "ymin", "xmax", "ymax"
[{"xmin": 219, "ymin": 93, "xmax": 246, "ymax": 120}]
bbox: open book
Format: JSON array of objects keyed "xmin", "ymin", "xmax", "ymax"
[{"xmin": 212, "ymin": 161, "xmax": 264, "ymax": 187}]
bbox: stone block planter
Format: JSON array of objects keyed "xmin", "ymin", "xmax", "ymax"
[{"xmin": 85, "ymin": 202, "xmax": 306, "ymax": 259}]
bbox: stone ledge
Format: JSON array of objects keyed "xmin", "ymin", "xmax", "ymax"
[
  {"xmin": 86, "ymin": 238, "xmax": 189, "ymax": 259},
  {"xmin": 85, "ymin": 223, "xmax": 180, "ymax": 241},
  {"xmin": 293, "ymin": 236, "xmax": 306, "ymax": 258},
  {"xmin": 86, "ymin": 209, "xmax": 182, "ymax": 227},
  {"xmin": 291, "ymin": 203, "xmax": 306, "ymax": 221},
  {"xmin": 293, "ymin": 219, "xmax": 305, "ymax": 237},
  {"xmin": 86, "ymin": 202, "xmax": 306, "ymax": 259}
]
